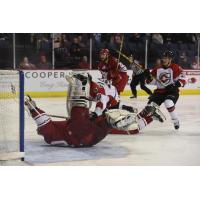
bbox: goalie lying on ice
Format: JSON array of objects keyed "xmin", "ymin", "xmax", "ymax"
[{"xmin": 25, "ymin": 72, "xmax": 166, "ymax": 147}]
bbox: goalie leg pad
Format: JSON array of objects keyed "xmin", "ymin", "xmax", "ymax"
[
  {"xmin": 66, "ymin": 72, "xmax": 91, "ymax": 116},
  {"xmin": 105, "ymin": 109, "xmax": 138, "ymax": 131},
  {"xmin": 114, "ymin": 115, "xmax": 136, "ymax": 129}
]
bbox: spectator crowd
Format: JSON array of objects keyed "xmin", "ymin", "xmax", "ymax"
[{"xmin": 0, "ymin": 33, "xmax": 200, "ymax": 70}]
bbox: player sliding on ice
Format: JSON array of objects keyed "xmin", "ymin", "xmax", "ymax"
[
  {"xmin": 145, "ymin": 51, "xmax": 186, "ymax": 129},
  {"xmin": 25, "ymin": 72, "xmax": 165, "ymax": 147},
  {"xmin": 75, "ymin": 73, "xmax": 137, "ymax": 121}
]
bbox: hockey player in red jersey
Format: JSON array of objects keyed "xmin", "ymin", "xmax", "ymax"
[
  {"xmin": 87, "ymin": 74, "xmax": 136, "ymax": 121},
  {"xmin": 25, "ymin": 72, "xmax": 165, "ymax": 147},
  {"xmin": 26, "ymin": 73, "xmax": 110, "ymax": 147},
  {"xmin": 97, "ymin": 49, "xmax": 129, "ymax": 94},
  {"xmin": 145, "ymin": 50, "xmax": 186, "ymax": 129}
]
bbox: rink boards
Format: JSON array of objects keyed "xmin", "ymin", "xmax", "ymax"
[
  {"xmin": 24, "ymin": 69, "xmax": 200, "ymax": 97},
  {"xmin": 1, "ymin": 70, "xmax": 200, "ymax": 98}
]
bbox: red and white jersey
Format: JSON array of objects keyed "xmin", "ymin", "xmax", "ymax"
[
  {"xmin": 117, "ymin": 62, "xmax": 128, "ymax": 73},
  {"xmin": 89, "ymin": 81, "xmax": 119, "ymax": 116},
  {"xmin": 97, "ymin": 56, "xmax": 127, "ymax": 80},
  {"xmin": 150, "ymin": 63, "xmax": 186, "ymax": 93}
]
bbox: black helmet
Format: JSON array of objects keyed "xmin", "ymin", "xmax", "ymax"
[{"xmin": 162, "ymin": 50, "xmax": 174, "ymax": 58}]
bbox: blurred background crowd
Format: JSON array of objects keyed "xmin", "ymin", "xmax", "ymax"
[{"xmin": 0, "ymin": 33, "xmax": 200, "ymax": 70}]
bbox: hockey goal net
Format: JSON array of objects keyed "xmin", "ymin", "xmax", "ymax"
[{"xmin": 0, "ymin": 70, "xmax": 24, "ymax": 161}]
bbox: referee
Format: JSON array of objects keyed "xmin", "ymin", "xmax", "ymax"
[{"xmin": 129, "ymin": 56, "xmax": 152, "ymax": 98}]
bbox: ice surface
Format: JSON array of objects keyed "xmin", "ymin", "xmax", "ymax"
[{"xmin": 21, "ymin": 95, "xmax": 200, "ymax": 165}]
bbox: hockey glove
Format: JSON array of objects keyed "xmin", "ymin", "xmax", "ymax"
[
  {"xmin": 143, "ymin": 69, "xmax": 150, "ymax": 77},
  {"xmin": 165, "ymin": 81, "xmax": 181, "ymax": 92},
  {"xmin": 144, "ymin": 69, "xmax": 153, "ymax": 82},
  {"xmin": 90, "ymin": 112, "xmax": 98, "ymax": 121}
]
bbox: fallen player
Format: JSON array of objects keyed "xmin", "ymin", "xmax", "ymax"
[
  {"xmin": 25, "ymin": 72, "xmax": 165, "ymax": 147},
  {"xmin": 72, "ymin": 73, "xmax": 137, "ymax": 121}
]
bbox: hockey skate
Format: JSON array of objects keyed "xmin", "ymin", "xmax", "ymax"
[
  {"xmin": 153, "ymin": 109, "xmax": 166, "ymax": 123},
  {"xmin": 146, "ymin": 102, "xmax": 166, "ymax": 123},
  {"xmin": 172, "ymin": 119, "xmax": 180, "ymax": 130},
  {"xmin": 25, "ymin": 95, "xmax": 37, "ymax": 111}
]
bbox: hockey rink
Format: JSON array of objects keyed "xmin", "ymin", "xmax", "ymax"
[{"xmin": 17, "ymin": 95, "xmax": 200, "ymax": 166}]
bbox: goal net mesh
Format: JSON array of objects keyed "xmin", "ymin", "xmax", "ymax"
[{"xmin": 0, "ymin": 70, "xmax": 24, "ymax": 161}]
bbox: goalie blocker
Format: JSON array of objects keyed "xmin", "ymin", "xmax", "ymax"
[{"xmin": 25, "ymin": 72, "xmax": 166, "ymax": 147}]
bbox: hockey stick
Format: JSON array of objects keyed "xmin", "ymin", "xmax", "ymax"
[
  {"xmin": 116, "ymin": 34, "xmax": 124, "ymax": 70},
  {"xmin": 114, "ymin": 49, "xmax": 165, "ymax": 86},
  {"xmin": 46, "ymin": 114, "xmax": 68, "ymax": 119},
  {"xmin": 114, "ymin": 49, "xmax": 134, "ymax": 63}
]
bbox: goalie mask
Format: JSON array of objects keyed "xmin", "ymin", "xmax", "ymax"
[{"xmin": 65, "ymin": 71, "xmax": 91, "ymax": 116}]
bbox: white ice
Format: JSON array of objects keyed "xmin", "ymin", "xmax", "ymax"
[{"xmin": 21, "ymin": 95, "xmax": 200, "ymax": 166}]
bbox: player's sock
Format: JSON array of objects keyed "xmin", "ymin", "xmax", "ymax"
[
  {"xmin": 25, "ymin": 95, "xmax": 51, "ymax": 127},
  {"xmin": 137, "ymin": 110, "xmax": 147, "ymax": 119},
  {"xmin": 137, "ymin": 116, "xmax": 153, "ymax": 130},
  {"xmin": 164, "ymin": 99, "xmax": 180, "ymax": 129},
  {"xmin": 27, "ymin": 105, "xmax": 51, "ymax": 128},
  {"xmin": 32, "ymin": 109, "xmax": 51, "ymax": 128},
  {"xmin": 164, "ymin": 99, "xmax": 178, "ymax": 120}
]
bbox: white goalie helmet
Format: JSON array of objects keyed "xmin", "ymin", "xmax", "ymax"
[{"xmin": 65, "ymin": 71, "xmax": 92, "ymax": 116}]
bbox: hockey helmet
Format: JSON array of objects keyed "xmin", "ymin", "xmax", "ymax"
[
  {"xmin": 162, "ymin": 50, "xmax": 174, "ymax": 59},
  {"xmin": 100, "ymin": 48, "xmax": 110, "ymax": 56}
]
